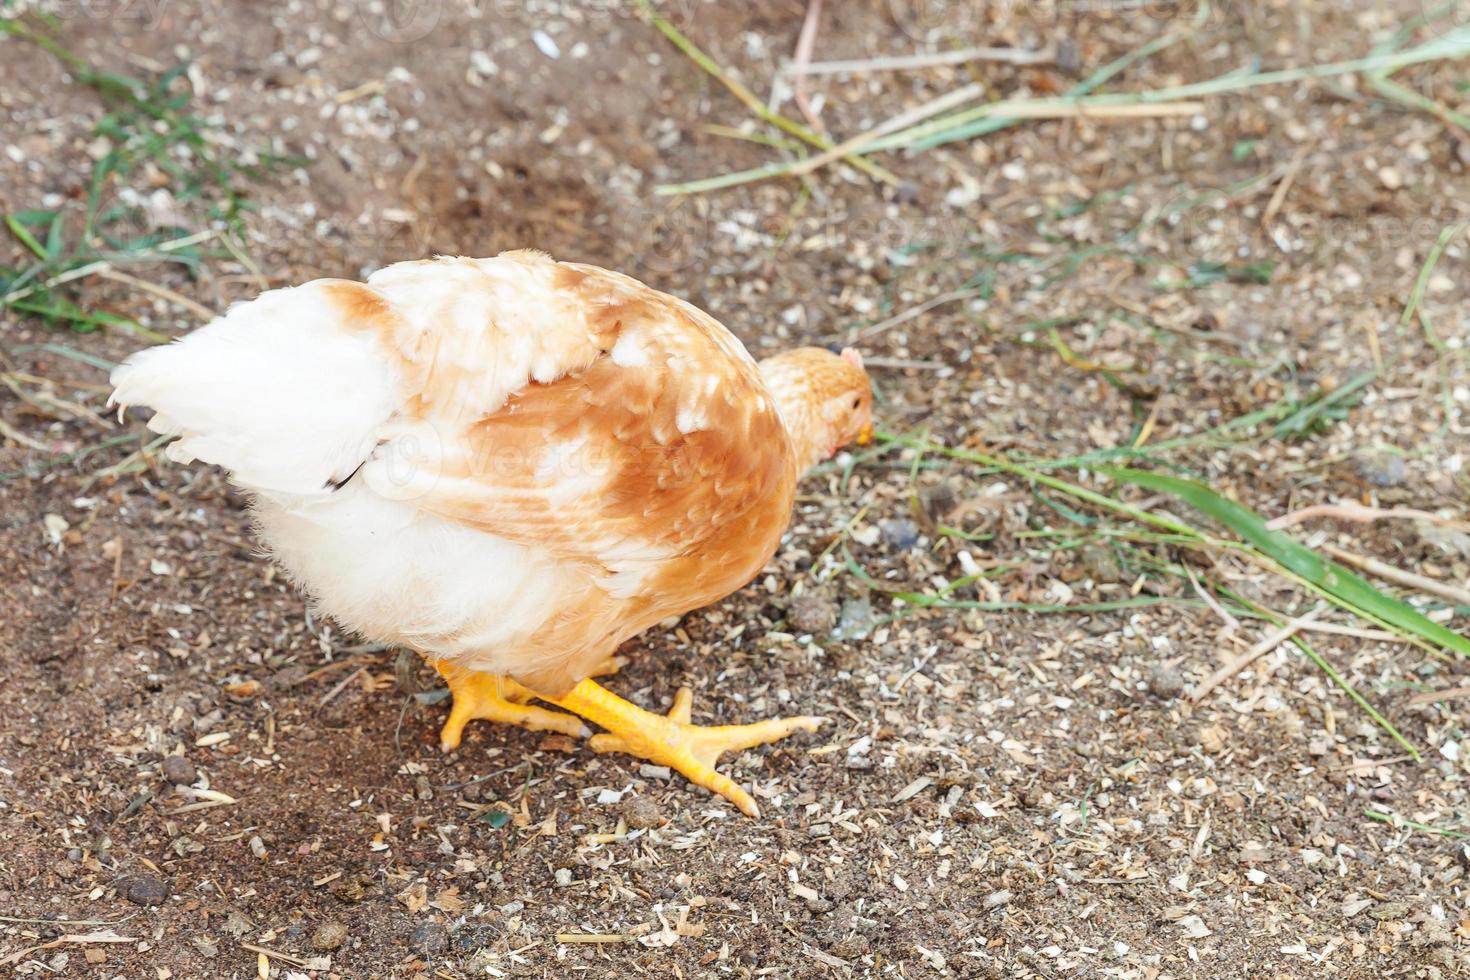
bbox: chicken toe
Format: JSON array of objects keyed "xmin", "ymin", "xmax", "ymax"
[
  {"xmin": 432, "ymin": 661, "xmax": 591, "ymax": 749},
  {"xmin": 544, "ymin": 679, "xmax": 823, "ymax": 817}
]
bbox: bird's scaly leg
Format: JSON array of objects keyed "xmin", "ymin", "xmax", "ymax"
[
  {"xmin": 432, "ymin": 661, "xmax": 591, "ymax": 749},
  {"xmin": 544, "ymin": 679, "xmax": 823, "ymax": 817}
]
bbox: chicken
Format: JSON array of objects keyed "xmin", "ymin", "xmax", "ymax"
[{"xmin": 110, "ymin": 250, "xmax": 873, "ymax": 816}]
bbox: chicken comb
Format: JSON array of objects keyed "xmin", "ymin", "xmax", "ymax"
[{"xmin": 839, "ymin": 347, "xmax": 864, "ymax": 370}]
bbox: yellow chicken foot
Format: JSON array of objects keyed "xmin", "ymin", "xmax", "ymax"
[
  {"xmin": 545, "ymin": 679, "xmax": 823, "ymax": 817},
  {"xmin": 432, "ymin": 661, "xmax": 591, "ymax": 750}
]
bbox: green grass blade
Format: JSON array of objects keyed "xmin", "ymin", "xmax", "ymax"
[
  {"xmin": 5, "ymin": 214, "xmax": 50, "ymax": 259},
  {"xmin": 1272, "ymin": 369, "xmax": 1378, "ymax": 439},
  {"xmin": 1100, "ymin": 466, "xmax": 1470, "ymax": 657},
  {"xmin": 8, "ymin": 342, "xmax": 118, "ymax": 371},
  {"xmin": 1401, "ymin": 222, "xmax": 1464, "ymax": 332},
  {"xmin": 1290, "ymin": 635, "xmax": 1419, "ymax": 760},
  {"xmin": 1365, "ymin": 808, "xmax": 1469, "ymax": 839},
  {"xmin": 839, "ymin": 544, "xmax": 1199, "ymax": 616}
]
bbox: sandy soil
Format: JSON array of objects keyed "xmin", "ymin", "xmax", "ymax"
[{"xmin": 2, "ymin": 1, "xmax": 1470, "ymax": 977}]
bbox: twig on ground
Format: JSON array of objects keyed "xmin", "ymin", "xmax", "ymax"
[
  {"xmin": 783, "ymin": 83, "xmax": 987, "ymax": 179},
  {"xmin": 1260, "ymin": 142, "xmax": 1312, "ymax": 227},
  {"xmin": 876, "ymin": 27, "xmax": 1470, "ymax": 154},
  {"xmin": 1320, "ymin": 544, "xmax": 1470, "ymax": 608},
  {"xmin": 1189, "ymin": 603, "xmax": 1326, "ymax": 702},
  {"xmin": 862, "ymin": 356, "xmax": 949, "ymax": 371},
  {"xmin": 0, "ymin": 416, "xmax": 51, "ymax": 452},
  {"xmin": 1409, "ymin": 686, "xmax": 1470, "ymax": 706},
  {"xmin": 0, "ymin": 229, "xmax": 217, "ymax": 306},
  {"xmin": 684, "ymin": 95, "xmax": 1202, "ymax": 192},
  {"xmin": 0, "ymin": 931, "xmax": 137, "ymax": 968},
  {"xmin": 1294, "ymin": 621, "xmax": 1412, "ymax": 643},
  {"xmin": 791, "ymin": 0, "xmax": 825, "ymax": 133},
  {"xmin": 845, "ymin": 287, "xmax": 983, "ymax": 341},
  {"xmin": 1266, "ymin": 501, "xmax": 1470, "ymax": 532},
  {"xmin": 632, "ymin": 0, "xmax": 899, "ymax": 186},
  {"xmin": 1186, "ymin": 567, "xmax": 1239, "ymax": 642},
  {"xmin": 790, "ymin": 45, "xmax": 1054, "ymax": 75},
  {"xmin": 97, "ymin": 267, "xmax": 215, "ymax": 322},
  {"xmin": 319, "ymin": 665, "xmax": 369, "ymax": 707},
  {"xmin": 218, "ymin": 229, "xmax": 269, "ymax": 291}
]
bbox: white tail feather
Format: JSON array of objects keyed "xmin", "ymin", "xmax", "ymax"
[{"xmin": 109, "ymin": 281, "xmax": 400, "ymax": 496}]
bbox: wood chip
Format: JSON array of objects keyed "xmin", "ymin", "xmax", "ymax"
[{"xmin": 891, "ymin": 775, "xmax": 933, "ymax": 802}]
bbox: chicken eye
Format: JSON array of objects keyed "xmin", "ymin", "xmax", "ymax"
[{"xmin": 850, "ymin": 396, "xmax": 862, "ymax": 410}]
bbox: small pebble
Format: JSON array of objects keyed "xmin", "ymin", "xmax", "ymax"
[
  {"xmin": 311, "ymin": 921, "xmax": 349, "ymax": 952},
  {"xmin": 1148, "ymin": 666, "xmax": 1186, "ymax": 699},
  {"xmin": 1356, "ymin": 452, "xmax": 1406, "ymax": 488},
  {"xmin": 833, "ymin": 596, "xmax": 876, "ymax": 641},
  {"xmin": 123, "ymin": 875, "xmax": 169, "ymax": 906},
  {"xmin": 921, "ymin": 479, "xmax": 961, "ymax": 522},
  {"xmin": 787, "ymin": 594, "xmax": 837, "ymax": 634},
  {"xmin": 623, "ymin": 795, "xmax": 661, "ymax": 830},
  {"xmin": 879, "ymin": 518, "xmax": 919, "ymax": 551},
  {"xmin": 1368, "ymin": 900, "xmax": 1410, "ymax": 922},
  {"xmin": 161, "ymin": 755, "xmax": 196, "ymax": 785}
]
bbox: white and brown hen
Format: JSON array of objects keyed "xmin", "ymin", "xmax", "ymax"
[{"xmin": 111, "ymin": 250, "xmax": 873, "ymax": 815}]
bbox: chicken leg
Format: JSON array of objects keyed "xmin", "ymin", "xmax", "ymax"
[
  {"xmin": 544, "ymin": 678, "xmax": 823, "ymax": 817},
  {"xmin": 432, "ymin": 656, "xmax": 630, "ymax": 750},
  {"xmin": 432, "ymin": 661, "xmax": 591, "ymax": 748}
]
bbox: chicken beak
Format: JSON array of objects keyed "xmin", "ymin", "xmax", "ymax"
[{"xmin": 855, "ymin": 422, "xmax": 874, "ymax": 446}]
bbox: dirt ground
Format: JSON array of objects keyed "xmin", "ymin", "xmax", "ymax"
[{"xmin": 3, "ymin": 0, "xmax": 1470, "ymax": 977}]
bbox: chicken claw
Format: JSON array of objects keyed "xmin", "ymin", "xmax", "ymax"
[
  {"xmin": 546, "ymin": 679, "xmax": 823, "ymax": 817},
  {"xmin": 432, "ymin": 662, "xmax": 591, "ymax": 749}
]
